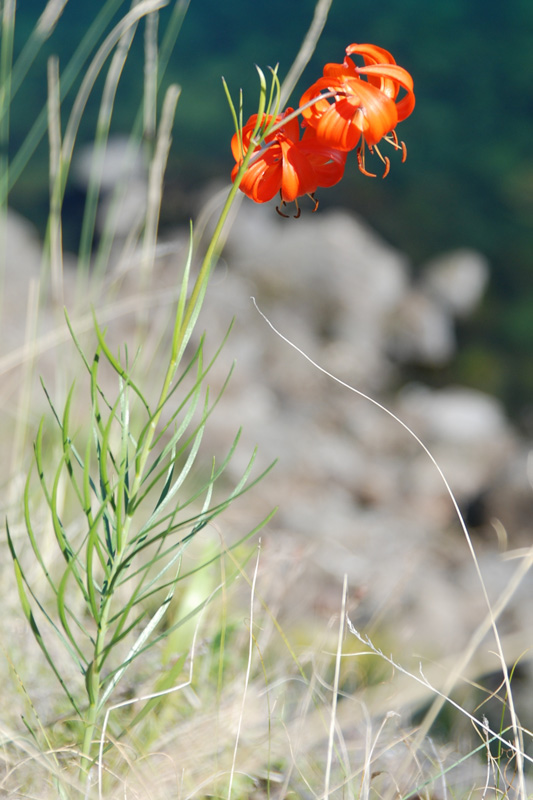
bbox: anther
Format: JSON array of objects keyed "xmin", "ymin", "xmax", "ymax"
[{"xmin": 357, "ymin": 146, "xmax": 377, "ymax": 178}]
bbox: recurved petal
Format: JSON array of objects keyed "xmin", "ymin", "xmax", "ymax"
[
  {"xmin": 278, "ymin": 138, "xmax": 317, "ymax": 201},
  {"xmin": 306, "ymin": 151, "xmax": 347, "ymax": 188},
  {"xmin": 351, "ymin": 81, "xmax": 399, "ymax": 145},
  {"xmin": 313, "ymin": 96, "xmax": 364, "ymax": 151},
  {"xmin": 323, "ymin": 57, "xmax": 358, "ymax": 79},
  {"xmin": 300, "ymin": 126, "xmax": 347, "ymax": 187},
  {"xmin": 234, "ymin": 146, "xmax": 283, "ymax": 203},
  {"xmin": 231, "ymin": 114, "xmax": 264, "ymax": 160},
  {"xmin": 276, "ymin": 108, "xmax": 301, "ymax": 143},
  {"xmin": 300, "ymin": 76, "xmax": 340, "ymax": 124},
  {"xmin": 356, "ymin": 63, "xmax": 415, "ymax": 112},
  {"xmin": 345, "ymin": 43, "xmax": 397, "ymax": 66}
]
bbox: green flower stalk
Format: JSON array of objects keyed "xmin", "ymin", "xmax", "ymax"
[
  {"xmin": 5, "ymin": 17, "xmax": 279, "ymax": 791},
  {"xmin": 3, "ymin": 0, "xmax": 336, "ymax": 793}
]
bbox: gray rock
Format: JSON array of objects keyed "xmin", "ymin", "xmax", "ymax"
[
  {"xmin": 387, "ymin": 289, "xmax": 456, "ymax": 365},
  {"xmin": 421, "ymin": 248, "xmax": 489, "ymax": 317}
]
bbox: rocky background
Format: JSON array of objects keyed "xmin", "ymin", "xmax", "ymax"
[{"xmin": 2, "ymin": 180, "xmax": 533, "ymax": 734}]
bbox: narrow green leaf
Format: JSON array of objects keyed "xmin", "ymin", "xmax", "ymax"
[
  {"xmin": 85, "ymin": 486, "xmax": 119, "ymax": 620},
  {"xmin": 113, "ymin": 453, "xmax": 276, "ymax": 595},
  {"xmin": 133, "ymin": 358, "xmax": 236, "ymax": 520},
  {"xmin": 114, "ymin": 652, "xmax": 188, "ymax": 736},
  {"xmin": 93, "ymin": 312, "xmax": 151, "ymax": 415},
  {"xmin": 99, "ymin": 575, "xmax": 179, "ymax": 706},
  {"xmin": 50, "ymin": 458, "xmax": 74, "ymax": 563},
  {"xmin": 171, "ymin": 219, "xmax": 194, "ymax": 363},
  {"xmin": 222, "ymin": 76, "xmax": 242, "ymax": 152},
  {"xmin": 132, "ymin": 371, "xmax": 207, "ymax": 518},
  {"xmin": 6, "ymin": 521, "xmax": 81, "ymax": 716},
  {"xmin": 23, "ymin": 466, "xmax": 57, "ymax": 594},
  {"xmin": 82, "ymin": 436, "xmax": 107, "ymax": 574},
  {"xmin": 57, "ymin": 562, "xmax": 91, "ymax": 664},
  {"xmin": 61, "ymin": 382, "xmax": 86, "ymax": 509},
  {"xmin": 9, "ymin": 0, "xmax": 125, "ymax": 189},
  {"xmin": 114, "ymin": 378, "xmax": 132, "ymax": 553},
  {"xmin": 64, "ymin": 309, "xmax": 92, "ymax": 373}
]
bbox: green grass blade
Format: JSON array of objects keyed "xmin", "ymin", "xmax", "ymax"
[
  {"xmin": 23, "ymin": 465, "xmax": 58, "ymax": 594},
  {"xmin": 157, "ymin": 0, "xmax": 190, "ymax": 84},
  {"xmin": 6, "ymin": 521, "xmax": 81, "ymax": 716},
  {"xmin": 57, "ymin": 563, "xmax": 91, "ymax": 665},
  {"xmin": 134, "ymin": 355, "xmax": 236, "ymax": 518},
  {"xmin": 140, "ymin": 83, "xmax": 181, "ymax": 288},
  {"xmin": 114, "ymin": 452, "xmax": 276, "ymax": 593},
  {"xmin": 78, "ymin": 4, "xmax": 141, "ymax": 273},
  {"xmin": 113, "ymin": 652, "xmax": 188, "ymax": 735},
  {"xmin": 10, "ymin": 0, "xmax": 69, "ymax": 100},
  {"xmin": 222, "ymin": 76, "xmax": 241, "ymax": 145},
  {"xmin": 99, "ymin": 576, "xmax": 179, "ymax": 707},
  {"xmin": 131, "ymin": 353, "xmax": 207, "ymax": 514},
  {"xmin": 114, "ymin": 379, "xmax": 131, "ymax": 553},
  {"xmin": 9, "ymin": 0, "xmax": 124, "ymax": 189},
  {"xmin": 134, "ymin": 333, "xmax": 204, "ymax": 462},
  {"xmin": 60, "ymin": 0, "xmax": 170, "ymax": 205},
  {"xmin": 93, "ymin": 313, "xmax": 151, "ymax": 415},
  {"xmin": 60, "ymin": 381, "xmax": 87, "ymax": 509}
]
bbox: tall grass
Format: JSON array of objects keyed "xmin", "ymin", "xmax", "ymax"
[{"xmin": 1, "ymin": 0, "xmax": 531, "ymax": 798}]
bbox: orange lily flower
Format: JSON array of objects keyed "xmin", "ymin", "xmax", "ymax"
[
  {"xmin": 231, "ymin": 109, "xmax": 346, "ymax": 213},
  {"xmin": 300, "ymin": 43, "xmax": 415, "ymax": 176}
]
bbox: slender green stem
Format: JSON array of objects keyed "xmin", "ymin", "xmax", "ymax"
[
  {"xmin": 78, "ymin": 115, "xmax": 261, "ymax": 775},
  {"xmin": 80, "ymin": 596, "xmax": 114, "ymax": 775},
  {"xmin": 77, "ymin": 44, "xmax": 277, "ymax": 777},
  {"xmin": 122, "ymin": 77, "xmax": 268, "ymax": 517}
]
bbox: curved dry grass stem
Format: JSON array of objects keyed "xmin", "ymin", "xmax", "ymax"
[{"xmin": 251, "ymin": 297, "xmax": 529, "ymax": 800}]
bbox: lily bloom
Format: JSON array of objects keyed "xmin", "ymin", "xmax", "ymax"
[
  {"xmin": 231, "ymin": 108, "xmax": 346, "ymax": 214},
  {"xmin": 300, "ymin": 43, "xmax": 415, "ymax": 176}
]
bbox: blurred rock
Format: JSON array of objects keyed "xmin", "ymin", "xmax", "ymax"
[
  {"xmin": 72, "ymin": 136, "xmax": 148, "ymax": 238},
  {"xmin": 73, "ymin": 135, "xmax": 146, "ymax": 192},
  {"xmin": 397, "ymin": 384, "xmax": 511, "ymax": 445},
  {"xmin": 3, "ymin": 198, "xmax": 532, "ymax": 662},
  {"xmin": 224, "ymin": 203, "xmax": 409, "ymax": 390},
  {"xmin": 0, "ymin": 209, "xmax": 43, "ymax": 351},
  {"xmin": 421, "ymin": 248, "xmax": 489, "ymax": 317},
  {"xmin": 189, "ymin": 200, "xmax": 533, "ymax": 654},
  {"xmin": 387, "ymin": 289, "xmax": 455, "ymax": 365},
  {"xmin": 396, "ymin": 384, "xmax": 517, "ymax": 498}
]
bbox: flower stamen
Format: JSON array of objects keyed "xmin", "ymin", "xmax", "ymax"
[
  {"xmin": 276, "ymin": 192, "xmax": 319, "ymax": 218},
  {"xmin": 373, "ymin": 144, "xmax": 391, "ymax": 178},
  {"xmin": 276, "ymin": 200, "xmax": 290, "ymax": 218},
  {"xmin": 356, "ymin": 145, "xmax": 377, "ymax": 178},
  {"xmin": 276, "ymin": 195, "xmax": 302, "ymax": 218}
]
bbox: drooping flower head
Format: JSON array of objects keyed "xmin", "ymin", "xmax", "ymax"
[
  {"xmin": 231, "ymin": 108, "xmax": 346, "ymax": 215},
  {"xmin": 300, "ymin": 43, "xmax": 415, "ymax": 176},
  {"xmin": 229, "ymin": 42, "xmax": 415, "ymax": 213}
]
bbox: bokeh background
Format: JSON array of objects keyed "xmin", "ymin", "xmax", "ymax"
[{"xmin": 9, "ymin": 0, "xmax": 533, "ymax": 416}]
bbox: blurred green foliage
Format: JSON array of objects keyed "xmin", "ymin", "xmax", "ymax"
[{"xmin": 9, "ymin": 0, "xmax": 533, "ymax": 417}]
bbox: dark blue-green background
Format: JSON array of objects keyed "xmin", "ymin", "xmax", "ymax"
[{"xmin": 9, "ymin": 0, "xmax": 533, "ymax": 417}]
